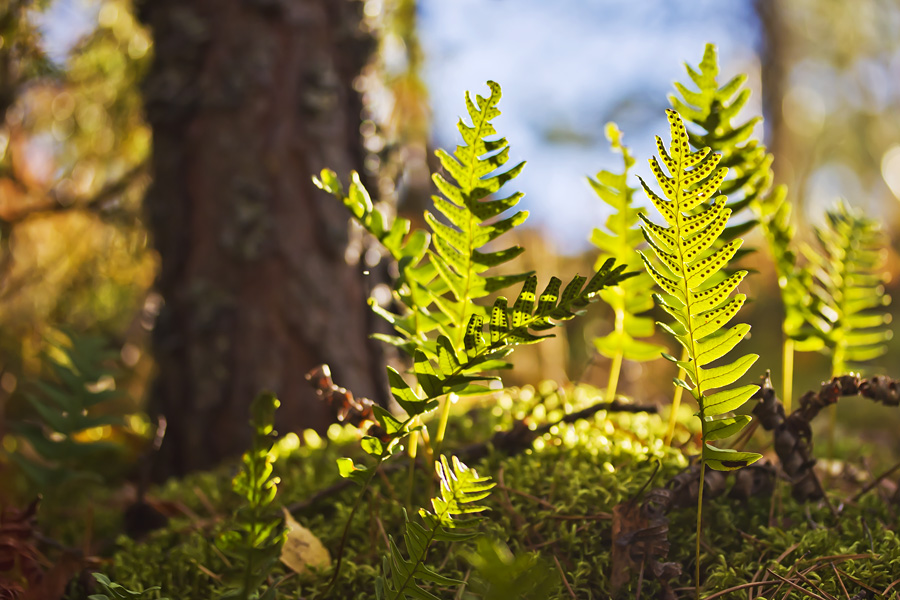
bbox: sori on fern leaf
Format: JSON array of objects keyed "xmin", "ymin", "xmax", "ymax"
[
  {"xmin": 672, "ymin": 43, "xmax": 821, "ymax": 415},
  {"xmin": 640, "ymin": 107, "xmax": 763, "ymax": 598},
  {"xmin": 639, "ymin": 109, "xmax": 761, "ymax": 471}
]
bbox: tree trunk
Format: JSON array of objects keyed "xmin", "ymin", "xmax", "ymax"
[{"xmin": 137, "ymin": 0, "xmax": 387, "ymax": 478}]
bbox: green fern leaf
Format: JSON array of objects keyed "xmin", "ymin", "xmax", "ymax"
[
  {"xmin": 640, "ymin": 110, "xmax": 761, "ymax": 472},
  {"xmin": 590, "ymin": 124, "xmax": 666, "ymax": 397},
  {"xmin": 9, "ymin": 330, "xmax": 124, "ymax": 489},
  {"xmin": 426, "ymin": 81, "xmax": 531, "ymax": 349},
  {"xmin": 804, "ymin": 201, "xmax": 892, "ymax": 375},
  {"xmin": 377, "ymin": 456, "xmax": 495, "ymax": 600}
]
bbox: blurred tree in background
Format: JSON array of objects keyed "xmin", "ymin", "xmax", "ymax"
[
  {"xmin": 137, "ymin": 0, "xmax": 394, "ymax": 477},
  {"xmin": 0, "ymin": 0, "xmax": 154, "ymax": 443}
]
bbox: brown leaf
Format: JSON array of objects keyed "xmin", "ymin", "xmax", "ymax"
[{"xmin": 279, "ymin": 508, "xmax": 330, "ymax": 576}]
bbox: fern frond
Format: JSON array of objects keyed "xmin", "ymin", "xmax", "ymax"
[
  {"xmin": 589, "ymin": 123, "xmax": 666, "ymax": 399},
  {"xmin": 9, "ymin": 330, "xmax": 123, "ymax": 489},
  {"xmin": 216, "ymin": 393, "xmax": 287, "ymax": 600},
  {"xmin": 804, "ymin": 201, "xmax": 892, "ymax": 376},
  {"xmin": 376, "ymin": 456, "xmax": 494, "ymax": 600},
  {"xmin": 316, "ymin": 81, "xmax": 534, "ymax": 361},
  {"xmin": 427, "ymin": 80, "xmax": 531, "ymax": 349},
  {"xmin": 754, "ymin": 185, "xmax": 821, "ymax": 347},
  {"xmin": 670, "ymin": 43, "xmax": 773, "ymax": 223},
  {"xmin": 640, "ymin": 110, "xmax": 761, "ymax": 472}
]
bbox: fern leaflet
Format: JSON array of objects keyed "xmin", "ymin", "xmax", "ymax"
[
  {"xmin": 589, "ymin": 123, "xmax": 665, "ymax": 400},
  {"xmin": 804, "ymin": 200, "xmax": 892, "ymax": 376},
  {"xmin": 313, "ymin": 170, "xmax": 434, "ymax": 355},
  {"xmin": 375, "ymin": 455, "xmax": 494, "ymax": 600}
]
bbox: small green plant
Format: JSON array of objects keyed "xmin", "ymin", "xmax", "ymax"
[
  {"xmin": 589, "ymin": 123, "xmax": 665, "ymax": 402},
  {"xmin": 670, "ymin": 43, "xmax": 776, "ymax": 226},
  {"xmin": 88, "ymin": 572, "xmax": 169, "ymax": 600},
  {"xmin": 461, "ymin": 538, "xmax": 559, "ymax": 600},
  {"xmin": 317, "ymin": 81, "xmax": 634, "ymax": 590},
  {"xmin": 805, "ymin": 200, "xmax": 892, "ymax": 376},
  {"xmin": 670, "ymin": 43, "xmax": 829, "ymax": 415},
  {"xmin": 375, "ymin": 455, "xmax": 494, "ymax": 600},
  {"xmin": 9, "ymin": 330, "xmax": 123, "ymax": 490},
  {"xmin": 639, "ymin": 109, "xmax": 761, "ymax": 597},
  {"xmin": 214, "ymin": 393, "xmax": 287, "ymax": 600},
  {"xmin": 663, "ymin": 44, "xmax": 780, "ymax": 438}
]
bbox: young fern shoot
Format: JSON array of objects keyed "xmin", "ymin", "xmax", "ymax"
[
  {"xmin": 590, "ymin": 123, "xmax": 665, "ymax": 401},
  {"xmin": 215, "ymin": 393, "xmax": 287, "ymax": 600},
  {"xmin": 639, "ymin": 110, "xmax": 761, "ymax": 596},
  {"xmin": 376, "ymin": 456, "xmax": 494, "ymax": 600}
]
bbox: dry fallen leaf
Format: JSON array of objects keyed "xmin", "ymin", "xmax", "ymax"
[{"xmin": 279, "ymin": 508, "xmax": 330, "ymax": 576}]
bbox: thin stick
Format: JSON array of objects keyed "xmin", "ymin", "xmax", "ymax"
[
  {"xmin": 606, "ymin": 348, "xmax": 624, "ymax": 402},
  {"xmin": 765, "ymin": 569, "xmax": 827, "ymax": 600},
  {"xmin": 664, "ymin": 355, "xmax": 688, "ymax": 446},
  {"xmin": 830, "ymin": 563, "xmax": 850, "ymax": 600},
  {"xmin": 605, "ymin": 300, "xmax": 626, "ymax": 402},
  {"xmin": 553, "ymin": 554, "xmax": 576, "ymax": 599},
  {"xmin": 703, "ymin": 581, "xmax": 779, "ymax": 600},
  {"xmin": 783, "ymin": 337, "xmax": 794, "ymax": 414},
  {"xmin": 695, "ymin": 460, "xmax": 707, "ymax": 600},
  {"xmin": 793, "ymin": 570, "xmax": 838, "ymax": 600},
  {"xmin": 406, "ymin": 428, "xmax": 418, "ymax": 511},
  {"xmin": 851, "ymin": 458, "xmax": 900, "ymax": 502}
]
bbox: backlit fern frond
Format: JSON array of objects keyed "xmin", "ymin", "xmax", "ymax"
[
  {"xmin": 640, "ymin": 109, "xmax": 761, "ymax": 472},
  {"xmin": 376, "ymin": 455, "xmax": 494, "ymax": 600},
  {"xmin": 589, "ymin": 123, "xmax": 665, "ymax": 400},
  {"xmin": 427, "ymin": 80, "xmax": 531, "ymax": 349},
  {"xmin": 804, "ymin": 201, "xmax": 892, "ymax": 376},
  {"xmin": 337, "ymin": 262, "xmax": 632, "ymax": 479}
]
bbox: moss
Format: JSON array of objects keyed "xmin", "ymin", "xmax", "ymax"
[{"xmin": 63, "ymin": 385, "xmax": 900, "ymax": 599}]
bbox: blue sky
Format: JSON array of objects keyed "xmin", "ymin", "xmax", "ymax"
[
  {"xmin": 420, "ymin": 0, "xmax": 762, "ymax": 252},
  {"xmin": 36, "ymin": 0, "xmax": 764, "ymax": 253}
]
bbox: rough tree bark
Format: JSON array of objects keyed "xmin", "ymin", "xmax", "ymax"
[{"xmin": 137, "ymin": 0, "xmax": 388, "ymax": 477}]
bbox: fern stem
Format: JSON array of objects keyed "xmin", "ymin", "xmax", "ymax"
[
  {"xmin": 664, "ymin": 358, "xmax": 687, "ymax": 447},
  {"xmin": 605, "ymin": 350, "xmax": 623, "ymax": 402},
  {"xmin": 695, "ymin": 459, "xmax": 706, "ymax": 600},
  {"xmin": 326, "ymin": 456, "xmax": 383, "ymax": 593},
  {"xmin": 406, "ymin": 428, "xmax": 418, "ymax": 511},
  {"xmin": 605, "ymin": 304, "xmax": 626, "ymax": 401},
  {"xmin": 783, "ymin": 337, "xmax": 794, "ymax": 414}
]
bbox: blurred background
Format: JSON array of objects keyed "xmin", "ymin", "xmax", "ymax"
[{"xmin": 1, "ymin": 0, "xmax": 899, "ymax": 484}]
